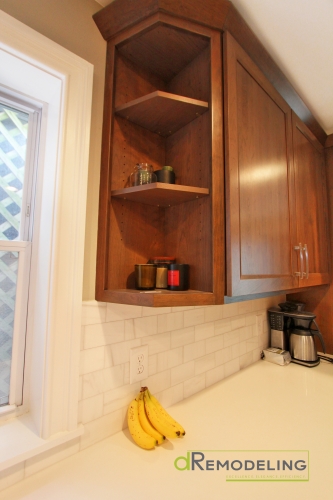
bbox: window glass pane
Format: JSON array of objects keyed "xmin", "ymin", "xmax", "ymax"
[
  {"xmin": 0, "ymin": 250, "xmax": 18, "ymax": 406},
  {"xmin": 0, "ymin": 103, "xmax": 29, "ymax": 241}
]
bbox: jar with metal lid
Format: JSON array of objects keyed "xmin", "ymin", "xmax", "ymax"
[{"xmin": 130, "ymin": 163, "xmax": 157, "ymax": 186}]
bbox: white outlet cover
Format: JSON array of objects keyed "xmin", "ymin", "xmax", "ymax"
[{"xmin": 129, "ymin": 345, "xmax": 148, "ymax": 384}]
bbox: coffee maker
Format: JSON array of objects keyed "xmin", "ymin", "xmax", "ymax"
[{"xmin": 268, "ymin": 301, "xmax": 326, "ymax": 367}]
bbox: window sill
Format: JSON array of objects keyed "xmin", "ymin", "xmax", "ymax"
[{"xmin": 0, "ymin": 414, "xmax": 84, "ymax": 473}]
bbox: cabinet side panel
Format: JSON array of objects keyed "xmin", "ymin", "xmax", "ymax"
[{"xmin": 96, "ymin": 43, "xmax": 116, "ymax": 299}]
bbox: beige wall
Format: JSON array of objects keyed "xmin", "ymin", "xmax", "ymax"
[{"xmin": 0, "ymin": 0, "xmax": 106, "ymax": 299}]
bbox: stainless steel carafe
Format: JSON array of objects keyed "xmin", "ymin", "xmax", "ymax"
[{"xmin": 287, "ymin": 312, "xmax": 326, "ymax": 367}]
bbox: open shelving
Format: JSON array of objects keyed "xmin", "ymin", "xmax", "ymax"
[{"xmin": 95, "ymin": 16, "xmax": 224, "ymax": 306}]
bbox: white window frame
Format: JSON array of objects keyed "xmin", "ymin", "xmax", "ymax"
[{"xmin": 0, "ymin": 9, "xmax": 93, "ymax": 472}]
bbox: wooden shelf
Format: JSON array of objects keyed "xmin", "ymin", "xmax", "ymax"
[
  {"xmin": 100, "ymin": 289, "xmax": 216, "ymax": 307},
  {"xmin": 115, "ymin": 91, "xmax": 208, "ymax": 136},
  {"xmin": 111, "ymin": 182, "xmax": 209, "ymax": 207}
]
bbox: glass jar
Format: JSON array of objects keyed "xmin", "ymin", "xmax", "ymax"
[{"xmin": 130, "ymin": 163, "xmax": 157, "ymax": 186}]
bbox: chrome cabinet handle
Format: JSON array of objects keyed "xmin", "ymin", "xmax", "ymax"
[
  {"xmin": 303, "ymin": 243, "xmax": 309, "ymax": 279},
  {"xmin": 294, "ymin": 243, "xmax": 304, "ymax": 278}
]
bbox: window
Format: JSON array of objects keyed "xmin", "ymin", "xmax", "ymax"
[
  {"xmin": 0, "ymin": 94, "xmax": 40, "ymax": 407},
  {"xmin": 0, "ymin": 9, "xmax": 93, "ymax": 472}
]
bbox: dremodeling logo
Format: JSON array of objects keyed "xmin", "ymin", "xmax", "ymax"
[{"xmin": 174, "ymin": 450, "xmax": 309, "ymax": 481}]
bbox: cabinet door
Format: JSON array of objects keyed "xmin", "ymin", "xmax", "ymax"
[
  {"xmin": 292, "ymin": 112, "xmax": 330, "ymax": 286},
  {"xmin": 224, "ymin": 32, "xmax": 298, "ymax": 296}
]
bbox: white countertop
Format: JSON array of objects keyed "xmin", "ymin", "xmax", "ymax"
[{"xmin": 1, "ymin": 359, "xmax": 332, "ymax": 500}]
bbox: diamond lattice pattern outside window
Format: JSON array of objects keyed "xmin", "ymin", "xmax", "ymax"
[{"xmin": 0, "ymin": 103, "xmax": 28, "ymax": 405}]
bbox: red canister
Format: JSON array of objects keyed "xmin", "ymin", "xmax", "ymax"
[{"xmin": 167, "ymin": 264, "xmax": 189, "ymax": 291}]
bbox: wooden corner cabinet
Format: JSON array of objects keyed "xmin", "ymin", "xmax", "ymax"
[
  {"xmin": 94, "ymin": 0, "xmax": 330, "ymax": 306},
  {"xmin": 94, "ymin": 12, "xmax": 224, "ymax": 306}
]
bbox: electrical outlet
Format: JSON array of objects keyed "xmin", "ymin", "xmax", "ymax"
[
  {"xmin": 129, "ymin": 345, "xmax": 148, "ymax": 384},
  {"xmin": 256, "ymin": 313, "xmax": 264, "ymax": 336}
]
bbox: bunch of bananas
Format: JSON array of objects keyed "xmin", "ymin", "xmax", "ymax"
[{"xmin": 127, "ymin": 386, "xmax": 185, "ymax": 450}]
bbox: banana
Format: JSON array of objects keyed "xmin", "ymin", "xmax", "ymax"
[
  {"xmin": 137, "ymin": 392, "xmax": 165, "ymax": 445},
  {"xmin": 143, "ymin": 388, "xmax": 180, "ymax": 439},
  {"xmin": 127, "ymin": 397, "xmax": 157, "ymax": 450},
  {"xmin": 147, "ymin": 388, "xmax": 185, "ymax": 436}
]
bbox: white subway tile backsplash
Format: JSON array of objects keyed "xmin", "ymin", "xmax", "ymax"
[
  {"xmin": 184, "ymin": 374, "xmax": 206, "ymax": 398},
  {"xmin": 231, "ymin": 316, "xmax": 246, "ymax": 330},
  {"xmin": 231, "ymin": 343, "xmax": 240, "ymax": 359},
  {"xmin": 240, "ymin": 352, "xmax": 253, "ymax": 370},
  {"xmin": 171, "ymin": 361, "xmax": 195, "ymax": 385},
  {"xmin": 106, "ymin": 303, "xmax": 142, "ymax": 322},
  {"xmin": 104, "ymin": 384, "xmax": 140, "ymax": 415},
  {"xmin": 103, "ymin": 364, "xmax": 126, "ymax": 392},
  {"xmin": 194, "ymin": 322, "xmax": 215, "ymax": 342},
  {"xmin": 183, "ymin": 340, "xmax": 205, "ymax": 363},
  {"xmin": 205, "ymin": 364, "xmax": 225, "ymax": 387},
  {"xmin": 80, "ymin": 346, "xmax": 105, "ymax": 375},
  {"xmin": 214, "ymin": 318, "xmax": 232, "ymax": 336},
  {"xmin": 157, "ymin": 347, "xmax": 183, "ymax": 371},
  {"xmin": 194, "ymin": 353, "xmax": 215, "ymax": 375},
  {"xmin": 205, "ymin": 334, "xmax": 224, "ymax": 354},
  {"xmin": 154, "ymin": 383, "xmax": 184, "ymax": 408},
  {"xmin": 246, "ymin": 336, "xmax": 259, "ymax": 353},
  {"xmin": 124, "ymin": 319, "xmax": 135, "ymax": 340},
  {"xmin": 224, "ymin": 358, "xmax": 240, "ymax": 378},
  {"xmin": 223, "ymin": 330, "xmax": 240, "ymax": 347},
  {"xmin": 222, "ymin": 302, "xmax": 239, "ymax": 318},
  {"xmin": 0, "ymin": 297, "xmax": 285, "ymax": 495},
  {"xmin": 238, "ymin": 300, "xmax": 254, "ymax": 315},
  {"xmin": 184, "ymin": 307, "xmax": 205, "ymax": 327},
  {"xmin": 157, "ymin": 311, "xmax": 184, "ymax": 333},
  {"xmin": 134, "ymin": 315, "xmax": 158, "ymax": 338},
  {"xmin": 170, "ymin": 327, "xmax": 195, "ymax": 348},
  {"xmin": 105, "ymin": 338, "xmax": 141, "ymax": 366},
  {"xmin": 81, "ymin": 301, "xmax": 107, "ymax": 326},
  {"xmin": 79, "ymin": 394, "xmax": 104, "ymax": 424},
  {"xmin": 83, "ymin": 321, "xmax": 125, "ymax": 349},
  {"xmin": 82, "ymin": 370, "xmax": 104, "ymax": 399},
  {"xmin": 143, "ymin": 306, "xmax": 172, "ymax": 316},
  {"xmin": 143, "ymin": 369, "xmax": 171, "ymax": 394},
  {"xmin": 77, "ymin": 295, "xmax": 284, "ymax": 448},
  {"xmin": 215, "ymin": 346, "xmax": 233, "ymax": 366},
  {"xmin": 238, "ymin": 325, "xmax": 253, "ymax": 342},
  {"xmin": 148, "ymin": 354, "xmax": 158, "ymax": 376},
  {"xmin": 80, "ymin": 409, "xmax": 124, "ymax": 450},
  {"xmin": 141, "ymin": 332, "xmax": 171, "ymax": 355},
  {"xmin": 204, "ymin": 305, "xmax": 223, "ymax": 323}
]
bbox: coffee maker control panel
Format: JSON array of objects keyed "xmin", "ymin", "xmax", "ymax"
[{"xmin": 268, "ymin": 309, "xmax": 284, "ymax": 331}]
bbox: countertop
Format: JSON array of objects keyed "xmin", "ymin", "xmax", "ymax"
[{"xmin": 1, "ymin": 359, "xmax": 333, "ymax": 500}]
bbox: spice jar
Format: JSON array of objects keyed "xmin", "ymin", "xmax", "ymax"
[
  {"xmin": 154, "ymin": 165, "xmax": 175, "ymax": 184},
  {"xmin": 130, "ymin": 163, "xmax": 157, "ymax": 186},
  {"xmin": 148, "ymin": 256, "xmax": 176, "ymax": 289}
]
